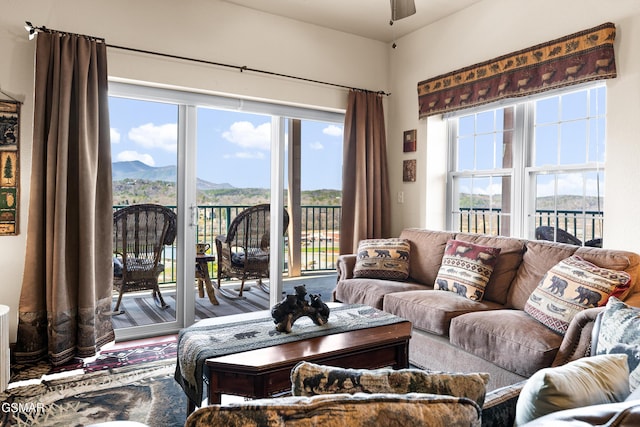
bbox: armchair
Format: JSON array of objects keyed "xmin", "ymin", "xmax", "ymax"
[
  {"xmin": 215, "ymin": 204, "xmax": 289, "ymax": 298},
  {"xmin": 112, "ymin": 204, "xmax": 177, "ymax": 313}
]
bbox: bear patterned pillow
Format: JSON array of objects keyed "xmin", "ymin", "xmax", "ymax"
[
  {"xmin": 524, "ymin": 255, "xmax": 631, "ymax": 335},
  {"xmin": 353, "ymin": 238, "xmax": 411, "ymax": 281},
  {"xmin": 434, "ymin": 239, "xmax": 501, "ymax": 301}
]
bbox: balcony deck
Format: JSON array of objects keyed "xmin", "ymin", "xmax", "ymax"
[{"xmin": 110, "ymin": 271, "xmax": 338, "ymax": 329}]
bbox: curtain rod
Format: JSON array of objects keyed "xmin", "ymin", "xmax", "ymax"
[{"xmin": 25, "ymin": 21, "xmax": 390, "ymax": 96}]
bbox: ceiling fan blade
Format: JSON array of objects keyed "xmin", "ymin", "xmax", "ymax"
[{"xmin": 391, "ymin": 0, "xmax": 416, "ymax": 21}]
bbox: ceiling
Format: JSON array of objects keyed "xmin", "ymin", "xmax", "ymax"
[{"xmin": 221, "ymin": 0, "xmax": 483, "ymax": 42}]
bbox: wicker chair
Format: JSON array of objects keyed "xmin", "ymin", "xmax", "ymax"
[
  {"xmin": 215, "ymin": 204, "xmax": 289, "ymax": 298},
  {"xmin": 112, "ymin": 204, "xmax": 177, "ymax": 314}
]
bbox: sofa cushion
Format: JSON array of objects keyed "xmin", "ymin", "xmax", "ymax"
[
  {"xmin": 353, "ymin": 238, "xmax": 411, "ymax": 281},
  {"xmin": 454, "ymin": 234, "xmax": 526, "ymax": 305},
  {"xmin": 507, "ymin": 240, "xmax": 579, "ymax": 309},
  {"xmin": 399, "ymin": 228, "xmax": 455, "ymax": 285},
  {"xmin": 594, "ymin": 297, "xmax": 640, "ymax": 392},
  {"xmin": 434, "ymin": 239, "xmax": 502, "ymax": 301},
  {"xmin": 514, "ymin": 353, "xmax": 630, "ymax": 426},
  {"xmin": 575, "ymin": 246, "xmax": 640, "ymax": 298},
  {"xmin": 290, "ymin": 361, "xmax": 489, "ymax": 407},
  {"xmin": 334, "ymin": 278, "xmax": 427, "ymax": 310},
  {"xmin": 185, "ymin": 393, "xmax": 482, "ymax": 427},
  {"xmin": 450, "ymin": 310, "xmax": 563, "ymax": 378},
  {"xmin": 524, "ymin": 255, "xmax": 630, "ymax": 335},
  {"xmin": 384, "ymin": 290, "xmax": 502, "ymax": 336}
]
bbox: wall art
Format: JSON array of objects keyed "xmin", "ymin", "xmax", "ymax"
[
  {"xmin": 403, "ymin": 129, "xmax": 417, "ymax": 152},
  {"xmin": 403, "ymin": 159, "xmax": 416, "ymax": 182},
  {"xmin": 0, "ymin": 100, "xmax": 19, "ymax": 235}
]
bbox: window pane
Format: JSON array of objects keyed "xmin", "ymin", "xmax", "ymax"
[
  {"xmin": 110, "ymin": 96, "xmax": 179, "ymax": 327},
  {"xmin": 536, "ymin": 97, "xmax": 559, "ymax": 124},
  {"xmin": 457, "ymin": 136, "xmax": 474, "ymax": 171},
  {"xmin": 561, "ymin": 90, "xmax": 588, "ymax": 121},
  {"xmin": 560, "ymin": 121, "xmax": 587, "ymax": 164},
  {"xmin": 476, "ymin": 134, "xmax": 495, "ymax": 170},
  {"xmin": 535, "ymin": 124, "xmax": 558, "ymax": 166},
  {"xmin": 459, "ymin": 115, "xmax": 475, "ymax": 137},
  {"xmin": 476, "ymin": 111, "xmax": 495, "ymax": 134}
]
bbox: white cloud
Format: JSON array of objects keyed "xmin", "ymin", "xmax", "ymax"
[
  {"xmin": 222, "ymin": 121, "xmax": 271, "ymax": 150},
  {"xmin": 323, "ymin": 125, "xmax": 343, "ymax": 137},
  {"xmin": 309, "ymin": 142, "xmax": 324, "ymax": 150},
  {"xmin": 223, "ymin": 152, "xmax": 265, "ymax": 159},
  {"xmin": 110, "ymin": 128, "xmax": 121, "ymax": 144},
  {"xmin": 117, "ymin": 150, "xmax": 156, "ymax": 166},
  {"xmin": 128, "ymin": 123, "xmax": 177, "ymax": 152}
]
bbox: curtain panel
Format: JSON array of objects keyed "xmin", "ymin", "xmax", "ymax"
[
  {"xmin": 417, "ymin": 22, "xmax": 617, "ymax": 118},
  {"xmin": 340, "ymin": 90, "xmax": 391, "ymax": 255},
  {"xmin": 15, "ymin": 32, "xmax": 114, "ymax": 365}
]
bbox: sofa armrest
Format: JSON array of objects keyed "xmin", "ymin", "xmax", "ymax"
[
  {"xmin": 336, "ymin": 254, "xmax": 357, "ymax": 281},
  {"xmin": 481, "ymin": 381, "xmax": 526, "ymax": 427},
  {"xmin": 551, "ymin": 306, "xmax": 604, "ymax": 367}
]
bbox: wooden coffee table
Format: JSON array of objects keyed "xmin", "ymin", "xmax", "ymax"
[{"xmin": 185, "ymin": 306, "xmax": 411, "ymax": 413}]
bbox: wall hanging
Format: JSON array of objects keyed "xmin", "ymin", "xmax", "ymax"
[{"xmin": 0, "ymin": 100, "xmax": 19, "ymax": 235}]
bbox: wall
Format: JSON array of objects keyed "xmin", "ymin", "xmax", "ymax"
[
  {"xmin": 0, "ymin": 0, "xmax": 389, "ymax": 340},
  {"xmin": 388, "ymin": 0, "xmax": 640, "ymax": 254}
]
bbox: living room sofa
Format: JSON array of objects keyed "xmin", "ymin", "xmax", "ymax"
[{"xmin": 333, "ymin": 228, "xmax": 640, "ymax": 392}]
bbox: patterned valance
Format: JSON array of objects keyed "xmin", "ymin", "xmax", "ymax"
[{"xmin": 417, "ymin": 22, "xmax": 617, "ymax": 118}]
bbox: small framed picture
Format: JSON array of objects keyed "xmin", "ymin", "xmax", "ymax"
[
  {"xmin": 403, "ymin": 159, "xmax": 416, "ymax": 182},
  {"xmin": 403, "ymin": 129, "xmax": 416, "ymax": 152}
]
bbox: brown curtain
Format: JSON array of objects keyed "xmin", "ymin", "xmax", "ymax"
[
  {"xmin": 14, "ymin": 32, "xmax": 114, "ymax": 365},
  {"xmin": 340, "ymin": 90, "xmax": 391, "ymax": 255},
  {"xmin": 418, "ymin": 22, "xmax": 617, "ymax": 117}
]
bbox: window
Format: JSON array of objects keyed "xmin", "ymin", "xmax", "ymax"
[{"xmin": 447, "ymin": 84, "xmax": 605, "ymax": 245}]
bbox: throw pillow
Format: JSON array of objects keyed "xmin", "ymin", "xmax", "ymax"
[
  {"xmin": 290, "ymin": 361, "xmax": 489, "ymax": 407},
  {"xmin": 353, "ymin": 238, "xmax": 411, "ymax": 281},
  {"xmin": 524, "ymin": 255, "xmax": 631, "ymax": 335},
  {"xmin": 595, "ymin": 296, "xmax": 640, "ymax": 392},
  {"xmin": 514, "ymin": 353, "xmax": 630, "ymax": 426},
  {"xmin": 185, "ymin": 393, "xmax": 481, "ymax": 427},
  {"xmin": 433, "ymin": 239, "xmax": 501, "ymax": 301}
]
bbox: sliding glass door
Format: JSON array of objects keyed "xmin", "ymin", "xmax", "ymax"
[{"xmin": 108, "ymin": 82, "xmax": 343, "ymax": 340}]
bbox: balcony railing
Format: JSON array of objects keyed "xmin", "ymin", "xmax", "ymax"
[
  {"xmin": 114, "ymin": 204, "xmax": 341, "ymax": 285},
  {"xmin": 458, "ymin": 207, "xmax": 603, "ymax": 243}
]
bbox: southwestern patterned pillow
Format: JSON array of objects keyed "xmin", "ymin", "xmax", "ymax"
[
  {"xmin": 353, "ymin": 238, "xmax": 411, "ymax": 281},
  {"xmin": 433, "ymin": 239, "xmax": 501, "ymax": 301},
  {"xmin": 524, "ymin": 255, "xmax": 631, "ymax": 335},
  {"xmin": 595, "ymin": 296, "xmax": 640, "ymax": 391},
  {"xmin": 290, "ymin": 361, "xmax": 489, "ymax": 407}
]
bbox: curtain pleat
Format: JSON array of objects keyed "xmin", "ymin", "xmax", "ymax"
[
  {"xmin": 340, "ymin": 91, "xmax": 391, "ymax": 255},
  {"xmin": 15, "ymin": 32, "xmax": 114, "ymax": 365}
]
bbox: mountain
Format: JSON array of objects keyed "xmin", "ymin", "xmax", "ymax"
[{"xmin": 112, "ymin": 161, "xmax": 234, "ymax": 190}]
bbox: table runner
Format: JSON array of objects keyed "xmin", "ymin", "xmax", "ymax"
[{"xmin": 174, "ymin": 304, "xmax": 407, "ymax": 406}]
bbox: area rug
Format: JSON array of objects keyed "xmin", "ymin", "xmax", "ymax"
[
  {"xmin": 10, "ymin": 339, "xmax": 177, "ymax": 383},
  {"xmin": 1, "ymin": 360, "xmax": 186, "ymax": 427}
]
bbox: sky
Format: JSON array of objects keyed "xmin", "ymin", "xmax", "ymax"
[{"xmin": 109, "ymin": 97, "xmax": 344, "ymax": 190}]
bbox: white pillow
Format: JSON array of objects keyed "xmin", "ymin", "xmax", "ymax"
[{"xmin": 514, "ymin": 354, "xmax": 630, "ymax": 426}]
